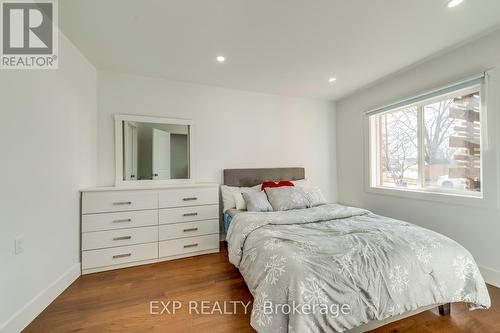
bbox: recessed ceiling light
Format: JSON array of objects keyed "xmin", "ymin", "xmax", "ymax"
[
  {"xmin": 447, "ymin": 0, "xmax": 464, "ymax": 8},
  {"xmin": 328, "ymin": 77, "xmax": 337, "ymax": 83},
  {"xmin": 216, "ymin": 55, "xmax": 226, "ymax": 63}
]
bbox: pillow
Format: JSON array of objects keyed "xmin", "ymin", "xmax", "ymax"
[
  {"xmin": 291, "ymin": 179, "xmax": 310, "ymax": 188},
  {"xmin": 242, "ymin": 190, "xmax": 273, "ymax": 212},
  {"xmin": 265, "ymin": 186, "xmax": 309, "ymax": 211},
  {"xmin": 261, "ymin": 180, "xmax": 294, "ymax": 191},
  {"xmin": 235, "ymin": 186, "xmax": 264, "ymax": 210},
  {"xmin": 250, "ymin": 183, "xmax": 263, "ymax": 191},
  {"xmin": 220, "ymin": 185, "xmax": 240, "ymax": 212},
  {"xmin": 220, "ymin": 184, "xmax": 263, "ymax": 212},
  {"xmin": 233, "ymin": 191, "xmax": 246, "ymax": 210},
  {"xmin": 302, "ymin": 186, "xmax": 327, "ymax": 207}
]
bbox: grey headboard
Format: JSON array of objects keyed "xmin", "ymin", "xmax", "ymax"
[{"xmin": 223, "ymin": 168, "xmax": 305, "ymax": 187}]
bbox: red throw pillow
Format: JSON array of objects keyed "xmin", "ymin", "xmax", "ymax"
[{"xmin": 261, "ymin": 180, "xmax": 295, "ymax": 191}]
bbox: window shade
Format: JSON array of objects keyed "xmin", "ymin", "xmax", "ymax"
[{"xmin": 366, "ymin": 73, "xmax": 485, "ymax": 116}]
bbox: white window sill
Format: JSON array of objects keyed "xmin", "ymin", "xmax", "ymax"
[{"xmin": 365, "ymin": 185, "xmax": 491, "ymax": 208}]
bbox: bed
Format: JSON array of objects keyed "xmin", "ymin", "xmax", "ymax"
[{"xmin": 223, "ymin": 168, "xmax": 491, "ymax": 333}]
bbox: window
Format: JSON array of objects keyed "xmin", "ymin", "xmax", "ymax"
[{"xmin": 369, "ymin": 83, "xmax": 482, "ymax": 196}]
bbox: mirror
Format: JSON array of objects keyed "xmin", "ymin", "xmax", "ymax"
[{"xmin": 115, "ymin": 115, "xmax": 193, "ymax": 184}]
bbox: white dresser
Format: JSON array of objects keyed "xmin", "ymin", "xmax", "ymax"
[{"xmin": 80, "ymin": 184, "xmax": 220, "ymax": 274}]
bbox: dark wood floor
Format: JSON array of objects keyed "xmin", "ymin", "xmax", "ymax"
[{"xmin": 25, "ymin": 244, "xmax": 500, "ymax": 333}]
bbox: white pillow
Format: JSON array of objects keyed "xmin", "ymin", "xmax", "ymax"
[
  {"xmin": 233, "ymin": 191, "xmax": 246, "ymax": 210},
  {"xmin": 220, "ymin": 184, "xmax": 263, "ymax": 212},
  {"xmin": 220, "ymin": 185, "xmax": 240, "ymax": 212},
  {"xmin": 303, "ymin": 186, "xmax": 327, "ymax": 207},
  {"xmin": 292, "ymin": 179, "xmax": 310, "ymax": 188},
  {"xmin": 251, "ymin": 183, "xmax": 263, "ymax": 191}
]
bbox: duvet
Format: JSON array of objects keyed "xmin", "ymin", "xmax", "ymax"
[{"xmin": 226, "ymin": 204, "xmax": 490, "ymax": 333}]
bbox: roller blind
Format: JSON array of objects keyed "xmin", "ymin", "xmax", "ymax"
[{"xmin": 366, "ymin": 73, "xmax": 485, "ymax": 116}]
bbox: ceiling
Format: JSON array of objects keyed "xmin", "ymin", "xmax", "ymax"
[{"xmin": 59, "ymin": 0, "xmax": 500, "ymax": 101}]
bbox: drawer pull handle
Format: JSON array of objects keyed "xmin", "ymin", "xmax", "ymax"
[
  {"xmin": 183, "ymin": 227, "xmax": 198, "ymax": 232},
  {"xmin": 113, "ymin": 218, "xmax": 132, "ymax": 223},
  {"xmin": 113, "ymin": 236, "xmax": 132, "ymax": 241},
  {"xmin": 183, "ymin": 197, "xmax": 198, "ymax": 201},
  {"xmin": 113, "ymin": 201, "xmax": 132, "ymax": 205},
  {"xmin": 183, "ymin": 212, "xmax": 198, "ymax": 217},
  {"xmin": 113, "ymin": 253, "xmax": 132, "ymax": 259},
  {"xmin": 184, "ymin": 243, "xmax": 198, "ymax": 248}
]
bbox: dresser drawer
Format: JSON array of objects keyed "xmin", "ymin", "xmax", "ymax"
[
  {"xmin": 82, "ymin": 226, "xmax": 158, "ymax": 250},
  {"xmin": 82, "ymin": 191, "xmax": 157, "ymax": 214},
  {"xmin": 82, "ymin": 242, "xmax": 158, "ymax": 270},
  {"xmin": 159, "ymin": 219, "xmax": 218, "ymax": 241},
  {"xmin": 159, "ymin": 205, "xmax": 218, "ymax": 225},
  {"xmin": 82, "ymin": 210, "xmax": 158, "ymax": 232},
  {"xmin": 158, "ymin": 187, "xmax": 218, "ymax": 208},
  {"xmin": 159, "ymin": 234, "xmax": 219, "ymax": 258}
]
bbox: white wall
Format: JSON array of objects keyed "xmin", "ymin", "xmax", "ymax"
[
  {"xmin": 97, "ymin": 71, "xmax": 337, "ymax": 201},
  {"xmin": 0, "ymin": 34, "xmax": 97, "ymax": 332},
  {"xmin": 336, "ymin": 29, "xmax": 500, "ymax": 286}
]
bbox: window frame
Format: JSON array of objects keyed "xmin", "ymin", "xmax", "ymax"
[{"xmin": 365, "ymin": 83, "xmax": 485, "ymax": 204}]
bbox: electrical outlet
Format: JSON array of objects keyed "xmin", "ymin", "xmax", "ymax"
[{"xmin": 15, "ymin": 235, "xmax": 24, "ymax": 255}]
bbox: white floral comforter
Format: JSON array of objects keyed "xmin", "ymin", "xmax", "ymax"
[{"xmin": 226, "ymin": 204, "xmax": 490, "ymax": 333}]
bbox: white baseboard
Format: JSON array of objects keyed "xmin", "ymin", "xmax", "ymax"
[
  {"xmin": 0, "ymin": 263, "xmax": 81, "ymax": 333},
  {"xmin": 479, "ymin": 265, "xmax": 500, "ymax": 288}
]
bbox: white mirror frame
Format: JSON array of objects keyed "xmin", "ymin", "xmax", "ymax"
[{"xmin": 114, "ymin": 114, "xmax": 195, "ymax": 186}]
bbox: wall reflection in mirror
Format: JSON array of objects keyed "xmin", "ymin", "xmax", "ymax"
[{"xmin": 122, "ymin": 121, "xmax": 190, "ymax": 180}]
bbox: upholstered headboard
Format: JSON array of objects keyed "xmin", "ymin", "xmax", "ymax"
[{"xmin": 223, "ymin": 168, "xmax": 305, "ymax": 187}]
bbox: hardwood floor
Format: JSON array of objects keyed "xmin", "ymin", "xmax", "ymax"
[{"xmin": 25, "ymin": 244, "xmax": 500, "ymax": 333}]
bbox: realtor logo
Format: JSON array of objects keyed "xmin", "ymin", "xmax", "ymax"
[{"xmin": 1, "ymin": 0, "xmax": 58, "ymax": 69}]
